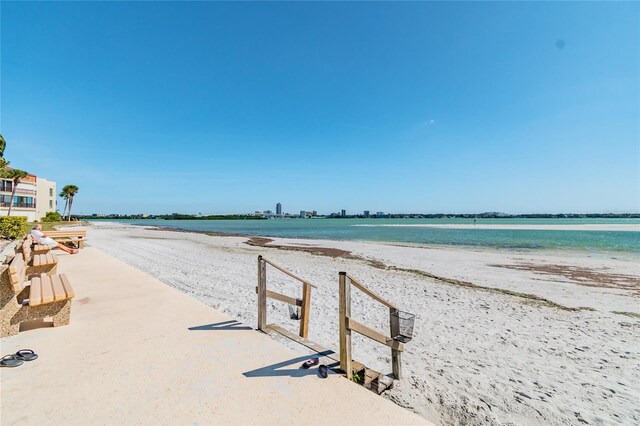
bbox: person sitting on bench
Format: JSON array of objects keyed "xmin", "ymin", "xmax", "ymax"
[{"xmin": 31, "ymin": 224, "xmax": 78, "ymax": 255}]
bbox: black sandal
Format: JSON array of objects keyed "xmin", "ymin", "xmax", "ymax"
[
  {"xmin": 15, "ymin": 349, "xmax": 38, "ymax": 362},
  {"xmin": 318, "ymin": 364, "xmax": 328, "ymax": 378},
  {"xmin": 0, "ymin": 354, "xmax": 24, "ymax": 368}
]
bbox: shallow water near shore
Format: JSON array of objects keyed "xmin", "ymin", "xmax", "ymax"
[{"xmin": 92, "ymin": 218, "xmax": 640, "ymax": 254}]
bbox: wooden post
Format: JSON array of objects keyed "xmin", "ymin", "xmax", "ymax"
[
  {"xmin": 299, "ymin": 282, "xmax": 311, "ymax": 339},
  {"xmin": 257, "ymin": 256, "xmax": 267, "ymax": 332},
  {"xmin": 339, "ymin": 272, "xmax": 352, "ymax": 378},
  {"xmin": 390, "ymin": 307, "xmax": 402, "ymax": 379}
]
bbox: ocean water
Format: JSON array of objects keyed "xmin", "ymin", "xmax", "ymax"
[{"xmin": 94, "ymin": 218, "xmax": 640, "ymax": 255}]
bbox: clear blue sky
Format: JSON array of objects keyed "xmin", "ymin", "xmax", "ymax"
[{"xmin": 1, "ymin": 1, "xmax": 638, "ymax": 215}]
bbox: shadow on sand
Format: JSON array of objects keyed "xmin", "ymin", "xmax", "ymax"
[
  {"xmin": 188, "ymin": 320, "xmax": 253, "ymax": 331},
  {"xmin": 243, "ymin": 351, "xmax": 339, "ymax": 378}
]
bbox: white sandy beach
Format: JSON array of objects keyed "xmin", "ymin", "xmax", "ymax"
[{"xmin": 82, "ymin": 222, "xmax": 639, "ymax": 425}]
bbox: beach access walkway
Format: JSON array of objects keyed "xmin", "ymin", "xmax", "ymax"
[{"xmin": 0, "ymin": 247, "xmax": 427, "ymax": 425}]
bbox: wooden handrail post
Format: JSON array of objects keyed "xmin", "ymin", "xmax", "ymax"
[
  {"xmin": 257, "ymin": 256, "xmax": 267, "ymax": 332},
  {"xmin": 390, "ymin": 307, "xmax": 402, "ymax": 379},
  {"xmin": 338, "ymin": 272, "xmax": 352, "ymax": 378},
  {"xmin": 299, "ymin": 282, "xmax": 311, "ymax": 339}
]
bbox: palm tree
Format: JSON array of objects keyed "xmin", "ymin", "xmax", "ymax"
[
  {"xmin": 4, "ymin": 168, "xmax": 29, "ymax": 216},
  {"xmin": 61, "ymin": 185, "xmax": 79, "ymax": 221},
  {"xmin": 0, "ymin": 134, "xmax": 29, "ymax": 216},
  {"xmin": 59, "ymin": 189, "xmax": 69, "ymax": 219}
]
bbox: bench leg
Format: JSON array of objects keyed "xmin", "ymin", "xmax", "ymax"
[
  {"xmin": 7, "ymin": 301, "xmax": 72, "ymax": 333},
  {"xmin": 52, "ymin": 302, "xmax": 71, "ymax": 327}
]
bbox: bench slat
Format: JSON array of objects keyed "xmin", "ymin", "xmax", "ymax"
[
  {"xmin": 29, "ymin": 277, "xmax": 43, "ymax": 306},
  {"xmin": 46, "ymin": 253, "xmax": 55, "ymax": 265},
  {"xmin": 41, "ymin": 275, "xmax": 54, "ymax": 304},
  {"xmin": 60, "ymin": 274, "xmax": 75, "ymax": 299},
  {"xmin": 8, "ymin": 254, "xmax": 26, "ymax": 291},
  {"xmin": 33, "ymin": 254, "xmax": 41, "ymax": 267},
  {"xmin": 51, "ymin": 275, "xmax": 66, "ymax": 301},
  {"xmin": 22, "ymin": 241, "xmax": 32, "ymax": 262}
]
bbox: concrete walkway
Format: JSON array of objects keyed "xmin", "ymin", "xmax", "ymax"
[{"xmin": 1, "ymin": 247, "xmax": 427, "ymax": 425}]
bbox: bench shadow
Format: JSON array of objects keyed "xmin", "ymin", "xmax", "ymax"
[
  {"xmin": 20, "ymin": 318, "xmax": 54, "ymax": 332},
  {"xmin": 243, "ymin": 351, "xmax": 339, "ymax": 378},
  {"xmin": 188, "ymin": 320, "xmax": 253, "ymax": 331}
]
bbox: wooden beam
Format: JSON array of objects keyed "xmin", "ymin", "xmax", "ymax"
[
  {"xmin": 262, "ymin": 257, "xmax": 318, "ymax": 288},
  {"xmin": 257, "ymin": 256, "xmax": 267, "ymax": 332},
  {"xmin": 346, "ymin": 317, "xmax": 404, "ymax": 352},
  {"xmin": 255, "ymin": 287, "xmax": 303, "ymax": 307},
  {"xmin": 346, "ymin": 274, "xmax": 397, "ymax": 310},
  {"xmin": 390, "ymin": 307, "xmax": 402, "ymax": 379},
  {"xmin": 299, "ymin": 282, "xmax": 311, "ymax": 339},
  {"xmin": 339, "ymin": 272, "xmax": 352, "ymax": 377}
]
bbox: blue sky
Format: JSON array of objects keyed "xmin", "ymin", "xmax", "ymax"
[{"xmin": 1, "ymin": 1, "xmax": 638, "ymax": 215}]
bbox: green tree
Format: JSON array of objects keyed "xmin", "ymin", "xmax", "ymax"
[
  {"xmin": 0, "ymin": 133, "xmax": 9, "ymax": 173},
  {"xmin": 59, "ymin": 189, "xmax": 69, "ymax": 219},
  {"xmin": 0, "ymin": 134, "xmax": 6, "ymax": 158},
  {"xmin": 3, "ymin": 168, "xmax": 29, "ymax": 216},
  {"xmin": 0, "ymin": 134, "xmax": 29, "ymax": 216},
  {"xmin": 60, "ymin": 185, "xmax": 79, "ymax": 221}
]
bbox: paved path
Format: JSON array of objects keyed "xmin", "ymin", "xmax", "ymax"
[{"xmin": 1, "ymin": 247, "xmax": 427, "ymax": 425}]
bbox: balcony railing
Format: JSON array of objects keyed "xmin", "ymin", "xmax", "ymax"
[{"xmin": 0, "ymin": 202, "xmax": 36, "ymax": 209}]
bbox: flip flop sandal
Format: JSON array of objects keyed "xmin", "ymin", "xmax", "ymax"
[
  {"xmin": 15, "ymin": 349, "xmax": 38, "ymax": 362},
  {"xmin": 0, "ymin": 355, "xmax": 24, "ymax": 368},
  {"xmin": 301, "ymin": 357, "xmax": 319, "ymax": 369},
  {"xmin": 318, "ymin": 364, "xmax": 328, "ymax": 379}
]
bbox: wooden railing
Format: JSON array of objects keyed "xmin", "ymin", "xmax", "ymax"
[
  {"xmin": 256, "ymin": 256, "xmax": 317, "ymax": 339},
  {"xmin": 339, "ymin": 272, "xmax": 404, "ymax": 379}
]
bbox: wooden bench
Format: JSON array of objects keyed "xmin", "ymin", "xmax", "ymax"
[
  {"xmin": 0, "ymin": 253, "xmax": 75, "ymax": 337},
  {"xmin": 25, "ymin": 235, "xmax": 52, "ymax": 254},
  {"xmin": 22, "ymin": 240, "xmax": 58, "ymax": 276},
  {"xmin": 45, "ymin": 230, "xmax": 87, "ymax": 249}
]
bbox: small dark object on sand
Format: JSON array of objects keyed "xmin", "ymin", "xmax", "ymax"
[
  {"xmin": 15, "ymin": 349, "xmax": 38, "ymax": 361},
  {"xmin": 319, "ymin": 364, "xmax": 328, "ymax": 378},
  {"xmin": 0, "ymin": 354, "xmax": 24, "ymax": 368},
  {"xmin": 302, "ymin": 357, "xmax": 319, "ymax": 369}
]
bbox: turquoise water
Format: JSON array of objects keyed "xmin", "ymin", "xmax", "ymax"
[{"xmin": 93, "ymin": 218, "xmax": 640, "ymax": 254}]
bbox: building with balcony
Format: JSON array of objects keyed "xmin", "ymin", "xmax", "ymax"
[{"xmin": 0, "ymin": 172, "xmax": 56, "ymax": 222}]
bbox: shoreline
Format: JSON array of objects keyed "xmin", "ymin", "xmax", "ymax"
[{"xmin": 95, "ymin": 221, "xmax": 640, "ymax": 258}]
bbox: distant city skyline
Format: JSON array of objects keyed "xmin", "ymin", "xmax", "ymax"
[{"xmin": 2, "ymin": 2, "xmax": 638, "ymax": 215}]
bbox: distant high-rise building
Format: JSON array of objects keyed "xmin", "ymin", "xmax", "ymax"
[
  {"xmin": 312, "ymin": 211, "xmax": 317, "ymax": 216},
  {"xmin": 363, "ymin": 210, "xmax": 370, "ymax": 218},
  {"xmin": 300, "ymin": 210, "xmax": 306, "ymax": 218},
  {"xmin": 341, "ymin": 209, "xmax": 346, "ymax": 217},
  {"xmin": 276, "ymin": 203, "xmax": 282, "ymax": 215}
]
